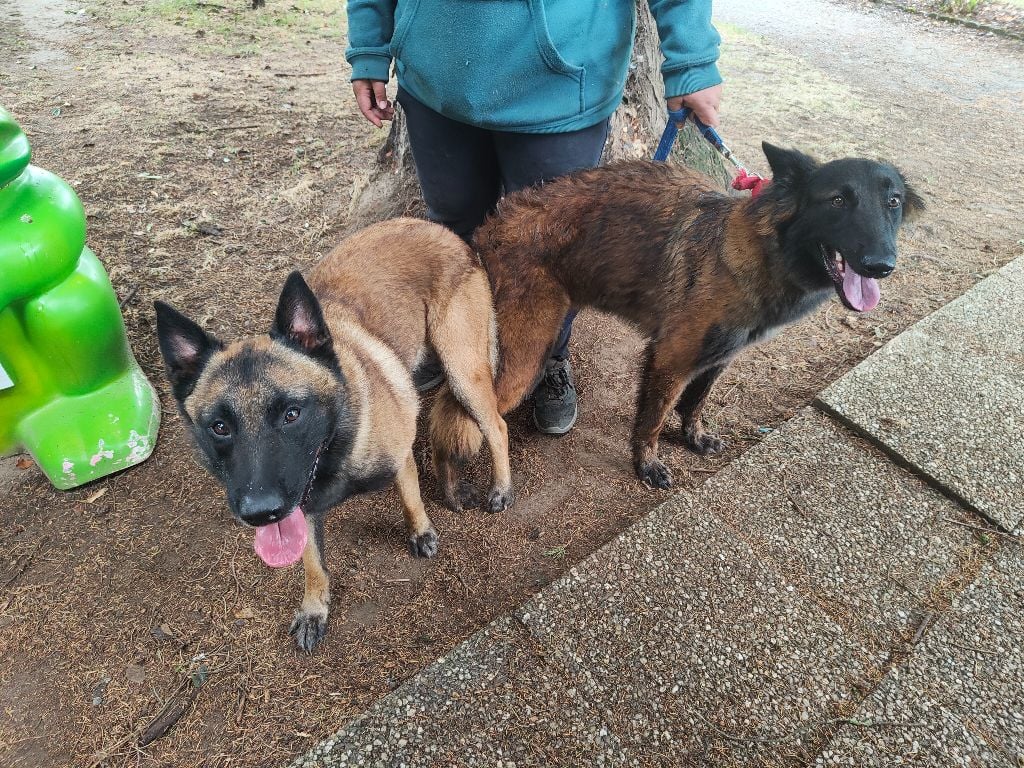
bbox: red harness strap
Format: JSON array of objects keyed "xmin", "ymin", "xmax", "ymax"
[{"xmin": 732, "ymin": 168, "xmax": 770, "ymax": 198}]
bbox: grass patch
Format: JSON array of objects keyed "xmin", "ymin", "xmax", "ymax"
[
  {"xmin": 89, "ymin": 0, "xmax": 346, "ymax": 53},
  {"xmin": 939, "ymin": 0, "xmax": 984, "ymax": 13}
]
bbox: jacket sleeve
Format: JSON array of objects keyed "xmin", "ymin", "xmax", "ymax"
[
  {"xmin": 647, "ymin": 0, "xmax": 722, "ymax": 98},
  {"xmin": 345, "ymin": 0, "xmax": 396, "ymax": 82}
]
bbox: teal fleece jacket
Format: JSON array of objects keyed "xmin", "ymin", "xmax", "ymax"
[{"xmin": 345, "ymin": 0, "xmax": 721, "ymax": 134}]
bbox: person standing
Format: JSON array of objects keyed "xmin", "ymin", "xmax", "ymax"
[{"xmin": 345, "ymin": 0, "xmax": 723, "ymax": 435}]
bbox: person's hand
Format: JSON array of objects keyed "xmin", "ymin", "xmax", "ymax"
[
  {"xmin": 667, "ymin": 84, "xmax": 722, "ymax": 127},
  {"xmin": 352, "ymin": 79, "xmax": 395, "ymax": 127}
]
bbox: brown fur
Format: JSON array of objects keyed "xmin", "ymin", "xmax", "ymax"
[{"xmin": 433, "ymin": 156, "xmax": 919, "ymax": 490}]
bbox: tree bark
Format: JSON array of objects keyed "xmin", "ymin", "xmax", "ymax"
[{"xmin": 345, "ymin": 2, "xmax": 730, "ymax": 231}]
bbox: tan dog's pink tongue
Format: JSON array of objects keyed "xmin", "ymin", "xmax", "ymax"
[{"xmin": 253, "ymin": 507, "xmax": 307, "ymax": 568}]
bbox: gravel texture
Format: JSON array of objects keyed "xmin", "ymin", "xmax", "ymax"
[
  {"xmin": 293, "ymin": 412, "xmax": 982, "ymax": 768},
  {"xmin": 695, "ymin": 410, "xmax": 978, "ymax": 652},
  {"xmin": 294, "ymin": 502, "xmax": 868, "ymax": 768},
  {"xmin": 818, "ymin": 257, "xmax": 1024, "ymax": 531},
  {"xmin": 815, "ymin": 542, "xmax": 1024, "ymax": 767}
]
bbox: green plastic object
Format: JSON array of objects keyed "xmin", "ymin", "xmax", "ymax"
[{"xmin": 0, "ymin": 106, "xmax": 159, "ymax": 489}]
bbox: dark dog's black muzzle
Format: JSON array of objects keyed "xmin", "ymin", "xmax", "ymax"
[{"xmin": 856, "ymin": 255, "xmax": 895, "ymax": 279}]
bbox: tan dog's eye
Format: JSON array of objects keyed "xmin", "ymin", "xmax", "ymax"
[
  {"xmin": 831, "ymin": 195, "xmax": 845, "ymax": 208},
  {"xmin": 210, "ymin": 420, "xmax": 230, "ymax": 437},
  {"xmin": 285, "ymin": 407, "xmax": 301, "ymax": 424}
]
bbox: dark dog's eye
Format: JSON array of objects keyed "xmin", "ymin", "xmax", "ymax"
[
  {"xmin": 210, "ymin": 420, "xmax": 231, "ymax": 437},
  {"xmin": 284, "ymin": 407, "xmax": 301, "ymax": 424},
  {"xmin": 831, "ymin": 195, "xmax": 845, "ymax": 208},
  {"xmin": 888, "ymin": 195, "xmax": 902, "ymax": 209}
]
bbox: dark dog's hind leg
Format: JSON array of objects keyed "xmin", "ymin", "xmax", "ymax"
[
  {"xmin": 673, "ymin": 365, "xmax": 727, "ymax": 455},
  {"xmin": 289, "ymin": 514, "xmax": 331, "ymax": 652}
]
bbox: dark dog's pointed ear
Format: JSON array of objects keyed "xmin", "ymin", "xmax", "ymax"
[
  {"xmin": 154, "ymin": 300, "xmax": 222, "ymax": 402},
  {"xmin": 271, "ymin": 271, "xmax": 334, "ymax": 361},
  {"xmin": 901, "ymin": 177, "xmax": 925, "ymax": 223},
  {"xmin": 762, "ymin": 142, "xmax": 818, "ymax": 184}
]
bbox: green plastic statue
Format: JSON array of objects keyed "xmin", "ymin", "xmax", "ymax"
[{"xmin": 0, "ymin": 106, "xmax": 159, "ymax": 489}]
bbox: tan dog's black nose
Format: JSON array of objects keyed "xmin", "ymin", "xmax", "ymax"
[{"xmin": 239, "ymin": 492, "xmax": 288, "ymax": 526}]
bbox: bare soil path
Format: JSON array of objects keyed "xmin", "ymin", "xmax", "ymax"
[{"xmin": 0, "ymin": 1, "xmax": 1021, "ymax": 767}]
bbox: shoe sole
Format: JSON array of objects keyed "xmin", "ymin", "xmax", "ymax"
[
  {"xmin": 533, "ymin": 404, "xmax": 578, "ymax": 435},
  {"xmin": 414, "ymin": 373, "xmax": 446, "ymax": 393}
]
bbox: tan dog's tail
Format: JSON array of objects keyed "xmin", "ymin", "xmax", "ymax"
[
  {"xmin": 429, "ymin": 233, "xmax": 572, "ymax": 510},
  {"xmin": 429, "ymin": 385, "xmax": 484, "ymax": 511}
]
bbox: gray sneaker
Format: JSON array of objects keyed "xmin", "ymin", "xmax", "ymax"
[{"xmin": 532, "ymin": 357, "xmax": 578, "ymax": 435}]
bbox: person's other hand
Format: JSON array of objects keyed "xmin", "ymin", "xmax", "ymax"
[
  {"xmin": 352, "ymin": 80, "xmax": 395, "ymax": 127},
  {"xmin": 667, "ymin": 84, "xmax": 722, "ymax": 127}
]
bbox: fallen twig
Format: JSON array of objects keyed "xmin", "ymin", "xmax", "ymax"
[
  {"xmin": 118, "ymin": 285, "xmax": 138, "ymax": 309},
  {"xmin": 695, "ymin": 711, "xmax": 929, "ymax": 746},
  {"xmin": 138, "ymin": 684, "xmax": 198, "ymax": 747},
  {"xmin": 911, "ymin": 610, "xmax": 936, "ymax": 645},
  {"xmin": 942, "ymin": 517, "xmax": 1019, "ymax": 541},
  {"xmin": 274, "ymin": 72, "xmax": 327, "ymax": 78},
  {"xmin": 1, "ymin": 538, "xmax": 47, "ymax": 593}
]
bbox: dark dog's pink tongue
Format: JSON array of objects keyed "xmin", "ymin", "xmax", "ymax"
[
  {"xmin": 253, "ymin": 507, "xmax": 307, "ymax": 568},
  {"xmin": 842, "ymin": 269, "xmax": 881, "ymax": 312}
]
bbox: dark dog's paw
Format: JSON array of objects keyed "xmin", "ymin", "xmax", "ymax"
[
  {"xmin": 637, "ymin": 459, "xmax": 673, "ymax": 490},
  {"xmin": 409, "ymin": 527, "xmax": 439, "ymax": 558},
  {"xmin": 487, "ymin": 486, "xmax": 514, "ymax": 514},
  {"xmin": 289, "ymin": 609, "xmax": 328, "ymax": 653},
  {"xmin": 683, "ymin": 429, "xmax": 727, "ymax": 456},
  {"xmin": 443, "ymin": 480, "xmax": 481, "ymax": 513}
]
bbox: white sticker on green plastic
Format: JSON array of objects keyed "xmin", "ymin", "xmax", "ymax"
[{"xmin": 0, "ymin": 361, "xmax": 13, "ymax": 390}]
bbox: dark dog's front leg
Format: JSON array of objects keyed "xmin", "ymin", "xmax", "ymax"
[
  {"xmin": 674, "ymin": 365, "xmax": 727, "ymax": 455},
  {"xmin": 289, "ymin": 513, "xmax": 330, "ymax": 652},
  {"xmin": 632, "ymin": 344, "xmax": 690, "ymax": 490}
]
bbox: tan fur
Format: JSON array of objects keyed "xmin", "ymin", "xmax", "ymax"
[{"xmin": 307, "ymin": 218, "xmax": 513, "ymax": 513}]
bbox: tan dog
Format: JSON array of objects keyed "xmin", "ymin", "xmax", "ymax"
[{"xmin": 155, "ymin": 218, "xmax": 513, "ymax": 651}]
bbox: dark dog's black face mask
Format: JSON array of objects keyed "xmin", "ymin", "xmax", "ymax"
[
  {"xmin": 155, "ymin": 272, "xmax": 352, "ymax": 568},
  {"xmin": 762, "ymin": 143, "xmax": 924, "ymax": 312}
]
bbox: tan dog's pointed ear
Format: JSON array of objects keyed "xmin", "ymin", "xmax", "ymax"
[
  {"xmin": 154, "ymin": 300, "xmax": 223, "ymax": 402},
  {"xmin": 271, "ymin": 271, "xmax": 339, "ymax": 371},
  {"xmin": 272, "ymin": 272, "xmax": 330, "ymax": 350}
]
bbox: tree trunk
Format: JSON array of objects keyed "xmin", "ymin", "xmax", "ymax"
[{"xmin": 345, "ymin": 2, "xmax": 730, "ymax": 231}]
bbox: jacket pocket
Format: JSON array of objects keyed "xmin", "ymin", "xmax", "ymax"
[
  {"xmin": 392, "ymin": 0, "xmax": 588, "ymax": 130},
  {"xmin": 529, "ymin": 0, "xmax": 585, "ymax": 96},
  {"xmin": 389, "ymin": 0, "xmax": 419, "ymax": 60}
]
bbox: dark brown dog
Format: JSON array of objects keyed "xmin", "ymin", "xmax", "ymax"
[
  {"xmin": 156, "ymin": 218, "xmax": 513, "ymax": 650},
  {"xmin": 432, "ymin": 143, "xmax": 923, "ymax": 490}
]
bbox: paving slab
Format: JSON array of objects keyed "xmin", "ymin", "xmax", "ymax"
[
  {"xmin": 295, "ymin": 501, "xmax": 869, "ymax": 768},
  {"xmin": 817, "ymin": 257, "xmax": 1024, "ymax": 531},
  {"xmin": 815, "ymin": 542, "xmax": 1024, "ymax": 767},
  {"xmin": 695, "ymin": 410, "xmax": 977, "ymax": 652},
  {"xmin": 293, "ymin": 411, "xmax": 982, "ymax": 768}
]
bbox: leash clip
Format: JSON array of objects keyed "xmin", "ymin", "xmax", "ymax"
[{"xmin": 653, "ymin": 108, "xmax": 768, "ymax": 196}]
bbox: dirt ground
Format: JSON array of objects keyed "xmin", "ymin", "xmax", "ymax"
[{"xmin": 1, "ymin": 1, "xmax": 1021, "ymax": 767}]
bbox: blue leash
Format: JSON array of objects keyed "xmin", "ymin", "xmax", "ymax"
[{"xmin": 653, "ymin": 108, "xmax": 746, "ymax": 171}]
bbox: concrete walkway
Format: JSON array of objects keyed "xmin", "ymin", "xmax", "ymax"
[{"xmin": 290, "ymin": 254, "xmax": 1022, "ymax": 767}]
